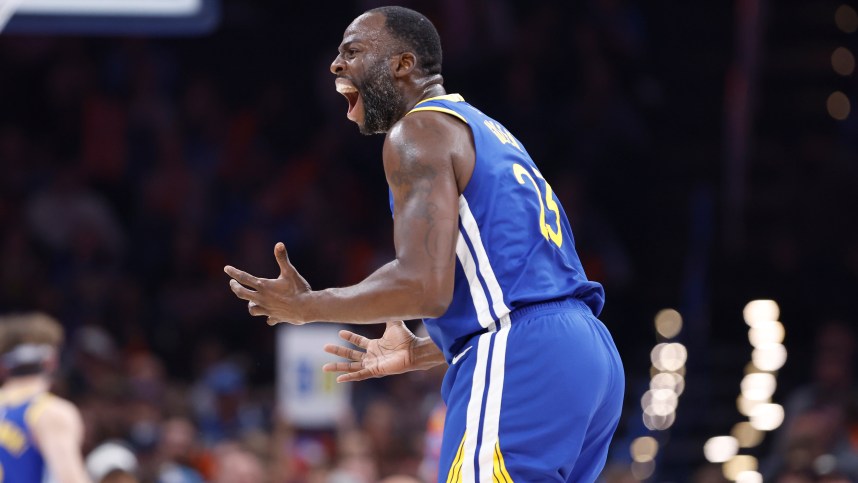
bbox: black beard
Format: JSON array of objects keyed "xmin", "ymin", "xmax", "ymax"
[{"xmin": 357, "ymin": 60, "xmax": 404, "ymax": 135}]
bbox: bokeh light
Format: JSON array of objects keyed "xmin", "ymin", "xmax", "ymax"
[
  {"xmin": 747, "ymin": 320, "xmax": 785, "ymax": 347},
  {"xmin": 651, "ymin": 342, "xmax": 687, "ymax": 372},
  {"xmin": 835, "ymin": 4, "xmax": 858, "ymax": 33},
  {"xmin": 723, "ymin": 455, "xmax": 758, "ymax": 481},
  {"xmin": 631, "ymin": 436, "xmax": 659, "ymax": 463},
  {"xmin": 827, "ymin": 91, "xmax": 851, "ymax": 120},
  {"xmin": 832, "ymin": 47, "xmax": 855, "ymax": 76},
  {"xmin": 740, "ymin": 372, "xmax": 777, "ymax": 401},
  {"xmin": 731, "ymin": 421, "xmax": 764, "ymax": 449},
  {"xmin": 742, "ymin": 300, "xmax": 779, "ymax": 327},
  {"xmin": 654, "ymin": 308, "xmax": 683, "ymax": 339},
  {"xmin": 751, "ymin": 343, "xmax": 787, "ymax": 371},
  {"xmin": 736, "ymin": 470, "xmax": 763, "ymax": 483},
  {"xmin": 631, "ymin": 460, "xmax": 656, "ymax": 480},
  {"xmin": 643, "ymin": 411, "xmax": 676, "ymax": 431},
  {"xmin": 650, "ymin": 371, "xmax": 685, "ymax": 396},
  {"xmin": 750, "ymin": 403, "xmax": 785, "ymax": 431},
  {"xmin": 703, "ymin": 436, "xmax": 739, "ymax": 463},
  {"xmin": 737, "ymin": 394, "xmax": 768, "ymax": 417}
]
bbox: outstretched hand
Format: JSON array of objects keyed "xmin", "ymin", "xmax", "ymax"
[
  {"xmin": 323, "ymin": 321, "xmax": 421, "ymax": 383},
  {"xmin": 225, "ymin": 242, "xmax": 312, "ymax": 326}
]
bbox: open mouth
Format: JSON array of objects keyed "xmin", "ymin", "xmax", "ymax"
[{"xmin": 335, "ymin": 78, "xmax": 363, "ymax": 121}]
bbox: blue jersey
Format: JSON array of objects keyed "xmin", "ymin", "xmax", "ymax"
[
  {"xmin": 0, "ymin": 392, "xmax": 51, "ymax": 483},
  {"xmin": 397, "ymin": 94, "xmax": 605, "ymax": 361}
]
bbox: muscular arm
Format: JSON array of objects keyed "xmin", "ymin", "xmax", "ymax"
[
  {"xmin": 226, "ymin": 112, "xmax": 468, "ymax": 326},
  {"xmin": 32, "ymin": 398, "xmax": 92, "ymax": 483},
  {"xmin": 304, "ymin": 113, "xmax": 461, "ymax": 323}
]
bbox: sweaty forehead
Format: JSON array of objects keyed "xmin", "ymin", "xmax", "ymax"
[{"xmin": 340, "ymin": 12, "xmax": 389, "ymax": 48}]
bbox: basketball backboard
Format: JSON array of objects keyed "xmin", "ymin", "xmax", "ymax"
[{"xmin": 1, "ymin": 0, "xmax": 219, "ymax": 35}]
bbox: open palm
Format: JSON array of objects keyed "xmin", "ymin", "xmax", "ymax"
[{"xmin": 323, "ymin": 321, "xmax": 418, "ymax": 382}]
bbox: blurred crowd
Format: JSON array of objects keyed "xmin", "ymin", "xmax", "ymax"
[{"xmin": 0, "ymin": 0, "xmax": 857, "ymax": 481}]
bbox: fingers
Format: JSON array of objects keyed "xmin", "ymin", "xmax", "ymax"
[
  {"xmin": 335, "ymin": 369, "xmax": 375, "ymax": 383},
  {"xmin": 274, "ymin": 242, "xmax": 292, "ymax": 276},
  {"xmin": 322, "ymin": 361, "xmax": 364, "ymax": 373},
  {"xmin": 339, "ymin": 330, "xmax": 370, "ymax": 349},
  {"xmin": 224, "ymin": 266, "xmax": 262, "ymax": 289},
  {"xmin": 323, "ymin": 343, "xmax": 365, "ymax": 361},
  {"xmin": 229, "ymin": 279, "xmax": 258, "ymax": 301}
]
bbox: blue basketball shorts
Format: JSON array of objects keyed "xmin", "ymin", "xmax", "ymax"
[{"xmin": 438, "ymin": 298, "xmax": 624, "ymax": 483}]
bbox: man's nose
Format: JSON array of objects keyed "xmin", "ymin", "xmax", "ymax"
[{"xmin": 330, "ymin": 55, "xmax": 345, "ymax": 75}]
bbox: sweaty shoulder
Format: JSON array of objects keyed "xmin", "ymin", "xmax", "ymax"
[
  {"xmin": 30, "ymin": 396, "xmax": 83, "ymax": 441},
  {"xmin": 384, "ymin": 110, "xmax": 475, "ymax": 194}
]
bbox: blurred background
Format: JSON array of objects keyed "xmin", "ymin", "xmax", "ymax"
[{"xmin": 0, "ymin": 0, "xmax": 857, "ymax": 482}]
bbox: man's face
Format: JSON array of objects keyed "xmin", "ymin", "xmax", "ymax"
[{"xmin": 331, "ymin": 13, "xmax": 405, "ymax": 135}]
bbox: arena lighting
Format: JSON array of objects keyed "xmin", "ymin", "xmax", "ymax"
[
  {"xmin": 740, "ymin": 373, "xmax": 777, "ymax": 401},
  {"xmin": 747, "ymin": 320, "xmax": 785, "ymax": 347},
  {"xmin": 751, "ymin": 343, "xmax": 787, "ymax": 371},
  {"xmin": 731, "ymin": 421, "xmax": 764, "ymax": 449},
  {"xmin": 0, "ymin": 0, "xmax": 218, "ymax": 35},
  {"xmin": 836, "ymin": 4, "xmax": 858, "ymax": 33},
  {"xmin": 749, "ymin": 403, "xmax": 785, "ymax": 431},
  {"xmin": 832, "ymin": 47, "xmax": 856, "ymax": 76},
  {"xmin": 654, "ymin": 308, "xmax": 683, "ymax": 339},
  {"xmin": 723, "ymin": 455, "xmax": 758, "ymax": 481},
  {"xmin": 702, "ymin": 300, "xmax": 786, "ymax": 478},
  {"xmin": 641, "ymin": 309, "xmax": 687, "ymax": 433},
  {"xmin": 735, "ymin": 471, "xmax": 763, "ymax": 483},
  {"xmin": 630, "ymin": 436, "xmax": 659, "ymax": 463},
  {"xmin": 736, "ymin": 394, "xmax": 768, "ymax": 418},
  {"xmin": 651, "ymin": 342, "xmax": 687, "ymax": 372},
  {"xmin": 742, "ymin": 300, "xmax": 779, "ymax": 327},
  {"xmin": 650, "ymin": 371, "xmax": 685, "ymax": 396},
  {"xmin": 631, "ymin": 460, "xmax": 656, "ymax": 480},
  {"xmin": 827, "ymin": 91, "xmax": 851, "ymax": 120},
  {"xmin": 703, "ymin": 436, "xmax": 739, "ymax": 463}
]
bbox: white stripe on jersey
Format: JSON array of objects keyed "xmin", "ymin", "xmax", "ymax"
[
  {"xmin": 478, "ymin": 321, "xmax": 511, "ymax": 482},
  {"xmin": 461, "ymin": 332, "xmax": 492, "ymax": 482},
  {"xmin": 455, "ymin": 233, "xmax": 494, "ymax": 329},
  {"xmin": 458, "ymin": 196, "xmax": 511, "ymax": 321}
]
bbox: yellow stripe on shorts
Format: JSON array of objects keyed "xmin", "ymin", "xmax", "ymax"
[
  {"xmin": 493, "ymin": 441, "xmax": 514, "ymax": 483},
  {"xmin": 446, "ymin": 432, "xmax": 467, "ymax": 483}
]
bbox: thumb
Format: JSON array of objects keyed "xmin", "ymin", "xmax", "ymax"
[{"xmin": 274, "ymin": 242, "xmax": 292, "ymax": 275}]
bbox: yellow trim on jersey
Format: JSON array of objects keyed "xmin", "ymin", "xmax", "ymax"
[
  {"xmin": 408, "ymin": 107, "xmax": 468, "ymax": 124},
  {"xmin": 493, "ymin": 441, "xmax": 514, "ymax": 483},
  {"xmin": 24, "ymin": 393, "xmax": 53, "ymax": 428},
  {"xmin": 414, "ymin": 93, "xmax": 465, "ymax": 107},
  {"xmin": 445, "ymin": 432, "xmax": 467, "ymax": 483}
]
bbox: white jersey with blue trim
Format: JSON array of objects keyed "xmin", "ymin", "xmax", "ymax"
[{"xmin": 394, "ymin": 94, "xmax": 605, "ymax": 361}]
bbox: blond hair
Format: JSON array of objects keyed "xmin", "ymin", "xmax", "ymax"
[{"xmin": 0, "ymin": 312, "xmax": 64, "ymax": 356}]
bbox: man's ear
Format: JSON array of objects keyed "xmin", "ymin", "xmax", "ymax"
[{"xmin": 392, "ymin": 52, "xmax": 416, "ymax": 78}]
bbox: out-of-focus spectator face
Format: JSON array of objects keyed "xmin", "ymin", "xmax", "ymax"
[
  {"xmin": 100, "ymin": 470, "xmax": 140, "ymax": 483},
  {"xmin": 126, "ymin": 352, "xmax": 166, "ymax": 403},
  {"xmin": 333, "ymin": 429, "xmax": 376, "ymax": 483},
  {"xmin": 211, "ymin": 446, "xmax": 265, "ymax": 483},
  {"xmin": 158, "ymin": 417, "xmax": 197, "ymax": 462}
]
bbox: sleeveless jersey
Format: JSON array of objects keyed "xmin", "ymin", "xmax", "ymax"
[
  {"xmin": 397, "ymin": 94, "xmax": 605, "ymax": 361},
  {"xmin": 0, "ymin": 392, "xmax": 51, "ymax": 482}
]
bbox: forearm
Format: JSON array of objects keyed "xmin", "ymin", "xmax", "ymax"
[{"xmin": 301, "ymin": 260, "xmax": 450, "ymax": 324}]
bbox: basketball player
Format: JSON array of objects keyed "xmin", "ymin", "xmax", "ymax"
[
  {"xmin": 225, "ymin": 6, "xmax": 624, "ymax": 482},
  {"xmin": 0, "ymin": 313, "xmax": 91, "ymax": 483}
]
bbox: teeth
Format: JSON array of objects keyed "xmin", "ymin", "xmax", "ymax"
[{"xmin": 335, "ymin": 80, "xmax": 357, "ymax": 94}]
